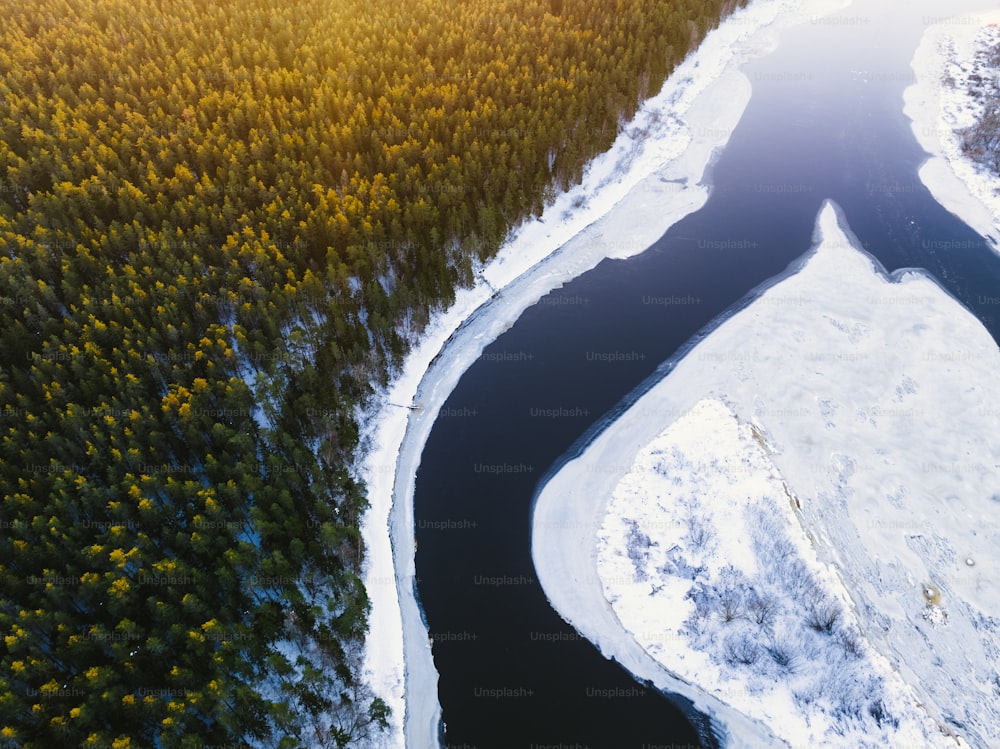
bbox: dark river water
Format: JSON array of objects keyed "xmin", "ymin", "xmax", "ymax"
[{"xmin": 411, "ymin": 1, "xmax": 1000, "ymax": 746}]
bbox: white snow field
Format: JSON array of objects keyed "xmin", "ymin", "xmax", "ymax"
[
  {"xmin": 356, "ymin": 0, "xmax": 851, "ymax": 745},
  {"xmin": 534, "ymin": 201, "xmax": 1000, "ymax": 748},
  {"xmin": 598, "ymin": 398, "xmax": 962, "ymax": 749},
  {"xmin": 904, "ymin": 10, "xmax": 1000, "ymax": 247}
]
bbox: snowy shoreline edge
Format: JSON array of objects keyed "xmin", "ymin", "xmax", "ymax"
[
  {"xmin": 903, "ymin": 9, "xmax": 1000, "ymax": 247},
  {"xmin": 356, "ymin": 0, "xmax": 851, "ymax": 746}
]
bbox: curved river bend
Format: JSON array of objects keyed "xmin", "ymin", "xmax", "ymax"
[{"xmin": 412, "ymin": 0, "xmax": 1000, "ymax": 746}]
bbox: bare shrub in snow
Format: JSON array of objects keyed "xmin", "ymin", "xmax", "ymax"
[
  {"xmin": 625, "ymin": 519, "xmax": 656, "ymax": 581},
  {"xmin": 685, "ymin": 581, "xmax": 717, "ymax": 618},
  {"xmin": 681, "ymin": 609, "xmax": 712, "ymax": 647},
  {"xmin": 828, "ymin": 669, "xmax": 897, "ymax": 732},
  {"xmin": 792, "ymin": 678, "xmax": 825, "ymax": 709},
  {"xmin": 763, "ymin": 638, "xmax": 797, "ymax": 673},
  {"xmin": 686, "ymin": 513, "xmax": 715, "ymax": 552},
  {"xmin": 868, "ymin": 697, "xmax": 898, "ymax": 730},
  {"xmin": 719, "ymin": 591, "xmax": 745, "ymax": 622},
  {"xmin": 780, "ymin": 557, "xmax": 820, "ymax": 600},
  {"xmin": 717, "ymin": 565, "xmax": 749, "ymax": 623},
  {"xmin": 681, "ymin": 584, "xmax": 719, "ymax": 651},
  {"xmin": 660, "ymin": 545, "xmax": 700, "ymax": 579},
  {"xmin": 723, "ymin": 629, "xmax": 761, "ymax": 667},
  {"xmin": 805, "ymin": 593, "xmax": 843, "ymax": 634},
  {"xmin": 746, "ymin": 588, "xmax": 779, "ymax": 629},
  {"xmin": 835, "ymin": 624, "xmax": 866, "ymax": 659},
  {"xmin": 747, "ymin": 502, "xmax": 796, "ymax": 563}
]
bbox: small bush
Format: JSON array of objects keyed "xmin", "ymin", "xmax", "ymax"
[
  {"xmin": 868, "ymin": 698, "xmax": 898, "ymax": 729},
  {"xmin": 625, "ymin": 519, "xmax": 656, "ymax": 580},
  {"xmin": 683, "ymin": 582, "xmax": 717, "ymax": 630},
  {"xmin": 805, "ymin": 596, "xmax": 842, "ymax": 634},
  {"xmin": 746, "ymin": 589, "xmax": 778, "ymax": 628},
  {"xmin": 717, "ymin": 565, "xmax": 750, "ymax": 623},
  {"xmin": 765, "ymin": 641, "xmax": 796, "ymax": 672},
  {"xmin": 836, "ymin": 625, "xmax": 865, "ymax": 659},
  {"xmin": 780, "ymin": 558, "xmax": 818, "ymax": 599},
  {"xmin": 719, "ymin": 588, "xmax": 745, "ymax": 623},
  {"xmin": 723, "ymin": 631, "xmax": 760, "ymax": 667},
  {"xmin": 686, "ymin": 514, "xmax": 715, "ymax": 552}
]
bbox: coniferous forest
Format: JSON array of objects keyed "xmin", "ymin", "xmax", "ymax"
[{"xmin": 0, "ymin": 0, "xmax": 743, "ymax": 746}]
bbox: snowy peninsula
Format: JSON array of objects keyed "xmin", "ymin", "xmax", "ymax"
[
  {"xmin": 534, "ymin": 201, "xmax": 1000, "ymax": 747},
  {"xmin": 356, "ymin": 0, "xmax": 852, "ymax": 745},
  {"xmin": 904, "ymin": 10, "xmax": 1000, "ymax": 246}
]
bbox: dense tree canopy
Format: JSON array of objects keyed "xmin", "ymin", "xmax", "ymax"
[{"xmin": 0, "ymin": 0, "xmax": 744, "ymax": 746}]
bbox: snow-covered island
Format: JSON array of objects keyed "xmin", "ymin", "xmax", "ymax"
[
  {"xmin": 535, "ymin": 201, "xmax": 1000, "ymax": 748},
  {"xmin": 905, "ymin": 10, "xmax": 1000, "ymax": 246}
]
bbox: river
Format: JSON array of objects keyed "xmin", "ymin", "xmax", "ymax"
[{"xmin": 411, "ymin": 1, "xmax": 1000, "ymax": 746}]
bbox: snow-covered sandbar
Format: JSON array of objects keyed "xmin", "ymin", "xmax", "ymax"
[
  {"xmin": 356, "ymin": 0, "xmax": 851, "ymax": 745},
  {"xmin": 904, "ymin": 10, "xmax": 1000, "ymax": 246},
  {"xmin": 533, "ymin": 201, "xmax": 1000, "ymax": 747}
]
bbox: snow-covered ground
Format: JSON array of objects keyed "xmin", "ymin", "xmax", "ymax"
[
  {"xmin": 536, "ymin": 201, "xmax": 1000, "ymax": 747},
  {"xmin": 904, "ymin": 10, "xmax": 1000, "ymax": 247},
  {"xmin": 598, "ymin": 397, "xmax": 961, "ymax": 748},
  {"xmin": 356, "ymin": 0, "xmax": 851, "ymax": 745}
]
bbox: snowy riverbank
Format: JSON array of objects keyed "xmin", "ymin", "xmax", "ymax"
[
  {"xmin": 355, "ymin": 0, "xmax": 851, "ymax": 745},
  {"xmin": 535, "ymin": 201, "xmax": 999, "ymax": 747},
  {"xmin": 904, "ymin": 10, "xmax": 1000, "ymax": 246}
]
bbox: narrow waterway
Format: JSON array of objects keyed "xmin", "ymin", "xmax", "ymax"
[{"xmin": 413, "ymin": 1, "xmax": 1000, "ymax": 746}]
